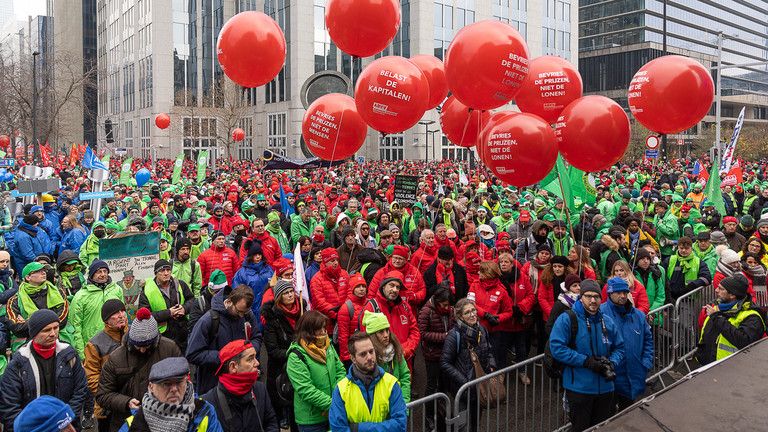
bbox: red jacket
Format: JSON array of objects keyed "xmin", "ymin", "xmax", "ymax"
[
  {"xmin": 503, "ymin": 276, "xmax": 537, "ymax": 332},
  {"xmin": 601, "ymin": 279, "xmax": 651, "ymax": 314},
  {"xmin": 410, "ymin": 244, "xmax": 438, "ymax": 274},
  {"xmin": 240, "ymin": 232, "xmax": 282, "ymax": 266},
  {"xmin": 209, "ymin": 215, "xmax": 234, "ymax": 235},
  {"xmin": 469, "ymin": 279, "xmax": 514, "ymax": 333},
  {"xmin": 536, "ymin": 281, "xmax": 556, "ymax": 322},
  {"xmin": 361, "ymin": 291, "xmax": 420, "ymax": 359},
  {"xmin": 337, "ymin": 294, "xmax": 368, "ymax": 361},
  {"xmin": 309, "ymin": 265, "xmax": 350, "ymax": 333},
  {"xmin": 369, "ymin": 262, "xmax": 426, "ymax": 309},
  {"xmin": 197, "ymin": 244, "xmax": 240, "ymax": 285}
]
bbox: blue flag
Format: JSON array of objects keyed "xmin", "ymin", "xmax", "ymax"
[
  {"xmin": 82, "ymin": 145, "xmax": 108, "ymax": 170},
  {"xmin": 279, "ymin": 182, "xmax": 294, "ymax": 218},
  {"xmin": 692, "ymin": 160, "xmax": 702, "ymax": 176}
]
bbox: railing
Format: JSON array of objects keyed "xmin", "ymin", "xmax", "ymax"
[
  {"xmin": 406, "ymin": 392, "xmax": 451, "ymax": 432},
  {"xmin": 645, "ymin": 303, "xmax": 675, "ymax": 386},
  {"xmin": 673, "ymin": 285, "xmax": 716, "ymax": 372}
]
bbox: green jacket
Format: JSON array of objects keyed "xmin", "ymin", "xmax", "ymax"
[
  {"xmin": 694, "ymin": 243, "xmax": 718, "ymax": 277},
  {"xmin": 654, "ymin": 211, "xmax": 680, "ymax": 256},
  {"xmin": 172, "ymin": 258, "xmax": 203, "ymax": 297},
  {"xmin": 79, "ymin": 234, "xmax": 101, "ymax": 267},
  {"xmin": 286, "ymin": 341, "xmax": 345, "ymax": 425},
  {"xmin": 597, "ymin": 199, "xmax": 616, "ymax": 221},
  {"xmin": 189, "ymin": 239, "xmax": 209, "ymax": 261},
  {"xmin": 290, "ymin": 217, "xmax": 316, "ymax": 247},
  {"xmin": 634, "ymin": 266, "xmax": 667, "ymax": 313},
  {"xmin": 69, "ymin": 280, "xmax": 123, "ymax": 359},
  {"xmin": 380, "ymin": 356, "xmax": 411, "ymax": 404},
  {"xmin": 266, "ymin": 224, "xmax": 291, "ymax": 254}
]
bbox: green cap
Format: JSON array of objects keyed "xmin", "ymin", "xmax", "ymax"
[
  {"xmin": 22, "ymin": 261, "xmax": 46, "ymax": 280},
  {"xmin": 362, "ymin": 311, "xmax": 390, "ymax": 334},
  {"xmin": 188, "ymin": 223, "xmax": 201, "ymax": 232},
  {"xmin": 256, "ymin": 193, "xmax": 266, "ymax": 201},
  {"xmin": 672, "ymin": 194, "xmax": 684, "ymax": 202}
]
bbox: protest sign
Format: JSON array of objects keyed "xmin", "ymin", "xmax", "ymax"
[{"xmin": 99, "ymin": 232, "xmax": 160, "ymax": 281}]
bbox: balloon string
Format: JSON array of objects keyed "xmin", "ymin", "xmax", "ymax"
[
  {"xmin": 329, "ymin": 107, "xmax": 345, "ymax": 165},
  {"xmin": 458, "ymin": 108, "xmax": 474, "ymax": 147}
]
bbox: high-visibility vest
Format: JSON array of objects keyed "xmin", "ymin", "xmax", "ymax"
[
  {"xmin": 125, "ymin": 413, "xmax": 209, "ymax": 432},
  {"xmin": 700, "ymin": 307, "xmax": 765, "ymax": 360},
  {"xmin": 337, "ymin": 372, "xmax": 399, "ymax": 423},
  {"xmin": 143, "ymin": 278, "xmax": 185, "ymax": 333}
]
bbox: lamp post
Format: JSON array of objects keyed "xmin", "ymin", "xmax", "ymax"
[
  {"xmin": 32, "ymin": 51, "xmax": 40, "ymax": 165},
  {"xmin": 660, "ymin": 0, "xmax": 668, "ymax": 161},
  {"xmin": 418, "ymin": 120, "xmax": 435, "ymax": 162},
  {"xmin": 427, "ymin": 129, "xmax": 440, "ymax": 160}
]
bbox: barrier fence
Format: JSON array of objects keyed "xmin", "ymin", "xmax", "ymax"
[{"xmin": 408, "ymin": 285, "xmax": 719, "ymax": 432}]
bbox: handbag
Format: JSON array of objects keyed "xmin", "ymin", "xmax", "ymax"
[{"xmin": 468, "ymin": 347, "xmax": 507, "ymax": 407}]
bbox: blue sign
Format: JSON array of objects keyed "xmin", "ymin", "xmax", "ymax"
[
  {"xmin": 11, "ymin": 189, "xmax": 36, "ymax": 197},
  {"xmin": 645, "ymin": 150, "xmax": 659, "ymax": 159},
  {"xmin": 80, "ymin": 190, "xmax": 115, "ymax": 200},
  {"xmin": 0, "ymin": 159, "xmax": 15, "ymax": 167}
]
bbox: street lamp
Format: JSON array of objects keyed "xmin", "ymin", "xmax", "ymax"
[
  {"xmin": 427, "ymin": 129, "xmax": 440, "ymax": 160},
  {"xmin": 32, "ymin": 51, "xmax": 40, "ymax": 165},
  {"xmin": 418, "ymin": 120, "xmax": 435, "ymax": 162}
]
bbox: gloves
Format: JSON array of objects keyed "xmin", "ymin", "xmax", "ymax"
[
  {"xmin": 513, "ymin": 306, "xmax": 523, "ymax": 321},
  {"xmin": 583, "ymin": 356, "xmax": 604, "ymax": 374},
  {"xmin": 483, "ymin": 312, "xmax": 494, "ymax": 321},
  {"xmin": 485, "ymin": 314, "xmax": 500, "ymax": 326}
]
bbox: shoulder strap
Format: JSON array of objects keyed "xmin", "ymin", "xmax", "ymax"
[
  {"xmin": 216, "ymin": 386, "xmax": 234, "ymax": 428},
  {"xmin": 565, "ymin": 309, "xmax": 579, "ymax": 349},
  {"xmin": 455, "ymin": 331, "xmax": 461, "ymax": 355},
  {"xmin": 287, "ymin": 347, "xmax": 307, "ymax": 365},
  {"xmin": 357, "ymin": 299, "xmax": 381, "ymax": 329},
  {"xmin": 345, "ymin": 299, "xmax": 354, "ymax": 319},
  {"xmin": 209, "ymin": 310, "xmax": 220, "ymax": 342}
]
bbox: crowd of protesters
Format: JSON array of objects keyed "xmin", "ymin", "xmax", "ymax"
[{"xmin": 0, "ymin": 155, "xmax": 767, "ymax": 432}]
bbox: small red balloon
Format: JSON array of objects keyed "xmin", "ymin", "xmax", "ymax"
[
  {"xmin": 479, "ymin": 113, "xmax": 556, "ymax": 187},
  {"xmin": 515, "ymin": 56, "xmax": 583, "ymax": 123},
  {"xmin": 217, "ymin": 11, "xmax": 286, "ymax": 88},
  {"xmin": 302, "ymin": 93, "xmax": 368, "ymax": 161},
  {"xmin": 0, "ymin": 135, "xmax": 9, "ymax": 149},
  {"xmin": 232, "ymin": 128, "xmax": 245, "ymax": 142},
  {"xmin": 355, "ymin": 56, "xmax": 430, "ymax": 134},
  {"xmin": 325, "ymin": 0, "xmax": 400, "ymax": 58},
  {"xmin": 556, "ymin": 96, "xmax": 631, "ymax": 172},
  {"xmin": 409, "ymin": 55, "xmax": 448, "ymax": 110},
  {"xmin": 628, "ymin": 55, "xmax": 714, "ymax": 134},
  {"xmin": 439, "ymin": 96, "xmax": 491, "ymax": 147},
  {"xmin": 155, "ymin": 113, "xmax": 170, "ymax": 130},
  {"xmin": 445, "ymin": 20, "xmax": 530, "ymax": 110}
]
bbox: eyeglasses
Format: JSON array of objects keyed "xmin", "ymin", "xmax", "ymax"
[{"xmin": 582, "ymin": 294, "xmax": 601, "ymax": 301}]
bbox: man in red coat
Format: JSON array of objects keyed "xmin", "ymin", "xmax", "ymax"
[
  {"xmin": 361, "ymin": 270, "xmax": 420, "ymax": 361},
  {"xmin": 197, "ymin": 231, "xmax": 240, "ymax": 285},
  {"xmin": 369, "ymin": 245, "xmax": 426, "ymax": 309},
  {"xmin": 309, "ymin": 248, "xmax": 349, "ymax": 333},
  {"xmin": 410, "ymin": 229, "xmax": 438, "ymax": 273},
  {"xmin": 239, "ymin": 218, "xmax": 281, "ymax": 266}
]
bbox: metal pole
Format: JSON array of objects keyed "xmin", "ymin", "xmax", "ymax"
[
  {"xmin": 661, "ymin": 0, "xmax": 668, "ymax": 161},
  {"xmin": 715, "ymin": 31, "xmax": 723, "ymax": 159},
  {"xmin": 424, "ymin": 123, "xmax": 428, "ymax": 162},
  {"xmin": 32, "ymin": 51, "xmax": 39, "ymax": 165}
]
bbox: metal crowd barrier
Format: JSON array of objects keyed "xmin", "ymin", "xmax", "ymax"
[
  {"xmin": 645, "ymin": 303, "xmax": 675, "ymax": 386},
  {"xmin": 406, "ymin": 392, "xmax": 451, "ymax": 432},
  {"xmin": 673, "ymin": 285, "xmax": 716, "ymax": 372}
]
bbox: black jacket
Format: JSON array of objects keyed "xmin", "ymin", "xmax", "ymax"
[
  {"xmin": 202, "ymin": 383, "xmax": 279, "ymax": 432},
  {"xmin": 260, "ymin": 300, "xmax": 299, "ymax": 410},
  {"xmin": 696, "ymin": 299, "xmax": 765, "ymax": 365},
  {"xmin": 440, "ymin": 324, "xmax": 496, "ymax": 394},
  {"xmin": 138, "ymin": 278, "xmax": 195, "ymax": 351},
  {"xmin": 356, "ymin": 247, "xmax": 388, "ymax": 285},
  {"xmin": 424, "ymin": 261, "xmax": 469, "ymax": 304}
]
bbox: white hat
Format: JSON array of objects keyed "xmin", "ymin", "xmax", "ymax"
[{"xmin": 478, "ymin": 224, "xmax": 495, "ymax": 240}]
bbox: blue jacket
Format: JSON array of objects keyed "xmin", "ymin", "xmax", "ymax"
[
  {"xmin": 0, "ymin": 341, "xmax": 88, "ymax": 431},
  {"xmin": 600, "ymin": 301, "xmax": 654, "ymax": 400},
  {"xmin": 38, "ymin": 216, "xmax": 60, "ymax": 251},
  {"xmin": 232, "ymin": 261, "xmax": 274, "ymax": 327},
  {"xmin": 185, "ymin": 289, "xmax": 263, "ymax": 395},
  {"xmin": 59, "ymin": 227, "xmax": 88, "ymax": 255},
  {"xmin": 329, "ymin": 366, "xmax": 407, "ymax": 432},
  {"xmin": 305, "ymin": 261, "xmax": 320, "ymax": 295},
  {"xmin": 11, "ymin": 221, "xmax": 52, "ymax": 271},
  {"xmin": 549, "ymin": 300, "xmax": 625, "ymax": 395},
  {"xmin": 43, "ymin": 204, "xmax": 61, "ymax": 233},
  {"xmin": 0, "ymin": 269, "xmax": 18, "ymax": 305}
]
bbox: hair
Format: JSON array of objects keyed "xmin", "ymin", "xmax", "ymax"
[
  {"xmin": 611, "ymin": 260, "xmax": 637, "ymax": 286},
  {"xmin": 295, "ymin": 310, "xmax": 328, "ymax": 343},
  {"xmin": 62, "ymin": 215, "xmax": 86, "ymax": 234},
  {"xmin": 432, "ymin": 287, "xmax": 452, "ymax": 304},
  {"xmin": 325, "ymin": 215, "xmax": 337, "ymax": 228},
  {"xmin": 540, "ymin": 262, "xmax": 573, "ymax": 286},
  {"xmin": 677, "ymin": 236, "xmax": 693, "ymax": 248},
  {"xmin": 82, "ymin": 209, "xmax": 95, "ymax": 220},
  {"xmin": 347, "ymin": 331, "xmax": 371, "ymax": 357},
  {"xmin": 497, "ymin": 251, "xmax": 515, "ymax": 268},
  {"xmin": 478, "ymin": 261, "xmax": 501, "ymax": 280},
  {"xmin": 568, "ymin": 245, "xmax": 593, "ymax": 272},
  {"xmin": 298, "ymin": 236, "xmax": 311, "ymax": 248},
  {"xmin": 420, "ymin": 229, "xmax": 434, "ymax": 240},
  {"xmin": 742, "ymin": 236, "xmax": 766, "ymax": 258},
  {"xmin": 228, "ymin": 285, "xmax": 255, "ymax": 307},
  {"xmin": 741, "ymin": 252, "xmax": 764, "ymax": 266},
  {"xmin": 369, "ymin": 326, "xmax": 405, "ymax": 363},
  {"xmin": 454, "ymin": 298, "xmax": 475, "ymax": 322}
]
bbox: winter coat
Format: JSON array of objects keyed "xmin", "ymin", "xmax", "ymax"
[
  {"xmin": 666, "ymin": 253, "xmax": 712, "ymax": 301},
  {"xmin": 11, "ymin": 221, "xmax": 52, "ymax": 271},
  {"xmin": 138, "ymin": 277, "xmax": 195, "ymax": 351},
  {"xmin": 0, "ymin": 341, "xmax": 88, "ymax": 432},
  {"xmin": 239, "ymin": 232, "xmax": 282, "ymax": 266},
  {"xmin": 337, "ymin": 242, "xmax": 362, "ymax": 274},
  {"xmin": 286, "ymin": 341, "xmax": 345, "ymax": 425},
  {"xmin": 424, "ymin": 261, "xmax": 470, "ymax": 303},
  {"xmin": 198, "ymin": 244, "xmax": 240, "ymax": 285},
  {"xmin": 202, "ymin": 382, "xmax": 279, "ymax": 432},
  {"xmin": 185, "ymin": 289, "xmax": 263, "ymax": 396},
  {"xmin": 502, "ymin": 274, "xmax": 536, "ymax": 332},
  {"xmin": 696, "ymin": 297, "xmax": 765, "ymax": 365},
  {"xmin": 357, "ymin": 247, "xmax": 388, "ymax": 286},
  {"xmin": 370, "ymin": 261, "xmax": 427, "ymax": 309},
  {"xmin": 440, "ymin": 323, "xmax": 496, "ymax": 394},
  {"xmin": 417, "ymin": 297, "xmax": 455, "ymax": 362},
  {"xmin": 469, "ymin": 279, "xmax": 514, "ymax": 332},
  {"xmin": 260, "ymin": 299, "xmax": 301, "ymax": 411},
  {"xmin": 289, "ymin": 217, "xmax": 316, "ymax": 247},
  {"xmin": 79, "ymin": 227, "xmax": 103, "ymax": 268},
  {"xmin": 515, "ymin": 222, "xmax": 554, "ymax": 264},
  {"xmin": 600, "ymin": 279, "xmax": 651, "ymax": 314},
  {"xmin": 209, "ymin": 214, "xmax": 234, "ymax": 236},
  {"xmin": 96, "ymin": 336, "xmax": 182, "ymax": 432},
  {"xmin": 118, "ymin": 398, "xmax": 223, "ymax": 432},
  {"xmin": 305, "ymin": 261, "xmax": 321, "ymax": 289},
  {"xmin": 232, "ymin": 260, "xmax": 274, "ymax": 326},
  {"xmin": 634, "ymin": 265, "xmax": 667, "ymax": 310},
  {"xmin": 410, "ymin": 243, "xmax": 438, "ymax": 273},
  {"xmin": 84, "ymin": 325, "xmax": 126, "ymax": 418},
  {"xmin": 336, "ymin": 294, "xmax": 368, "ymax": 362},
  {"xmin": 328, "ymin": 366, "xmax": 407, "ymax": 432},
  {"xmin": 549, "ymin": 300, "xmax": 625, "ymax": 395},
  {"xmin": 600, "ymin": 301, "xmax": 654, "ymax": 400},
  {"xmin": 361, "ymin": 289, "xmax": 421, "ymax": 359},
  {"xmin": 172, "ymin": 257, "xmax": 203, "ymax": 298},
  {"xmin": 309, "ymin": 265, "xmax": 350, "ymax": 333},
  {"xmin": 546, "ymin": 295, "xmax": 576, "ymax": 336},
  {"xmin": 69, "ymin": 279, "xmax": 123, "ymax": 359},
  {"xmin": 60, "ymin": 226, "xmax": 88, "ymax": 254}
]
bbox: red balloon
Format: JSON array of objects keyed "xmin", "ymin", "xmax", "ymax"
[
  {"xmin": 479, "ymin": 113, "xmax": 556, "ymax": 187},
  {"xmin": 445, "ymin": 20, "xmax": 530, "ymax": 110},
  {"xmin": 232, "ymin": 128, "xmax": 245, "ymax": 142},
  {"xmin": 439, "ymin": 96, "xmax": 491, "ymax": 147},
  {"xmin": 217, "ymin": 11, "xmax": 286, "ymax": 88},
  {"xmin": 478, "ymin": 111, "xmax": 518, "ymax": 153},
  {"xmin": 628, "ymin": 55, "xmax": 714, "ymax": 134},
  {"xmin": 355, "ymin": 56, "xmax": 430, "ymax": 134},
  {"xmin": 515, "ymin": 56, "xmax": 583, "ymax": 123},
  {"xmin": 0, "ymin": 135, "xmax": 9, "ymax": 149},
  {"xmin": 556, "ymin": 96, "xmax": 631, "ymax": 172},
  {"xmin": 155, "ymin": 113, "xmax": 170, "ymax": 130},
  {"xmin": 302, "ymin": 93, "xmax": 368, "ymax": 161},
  {"xmin": 409, "ymin": 55, "xmax": 448, "ymax": 109},
  {"xmin": 325, "ymin": 0, "xmax": 400, "ymax": 58}
]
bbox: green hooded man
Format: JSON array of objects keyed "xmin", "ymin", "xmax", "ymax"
[{"xmin": 79, "ymin": 221, "xmax": 107, "ymax": 267}]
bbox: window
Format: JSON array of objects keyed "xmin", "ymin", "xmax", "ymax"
[
  {"xmin": 379, "ymin": 134, "xmax": 404, "ymax": 161},
  {"xmin": 124, "ymin": 120, "xmax": 133, "ymax": 149},
  {"xmin": 182, "ymin": 117, "xmax": 219, "ymax": 160},
  {"xmin": 238, "ymin": 117, "xmax": 254, "ymax": 160},
  {"xmin": 441, "ymin": 137, "xmax": 474, "ymax": 162},
  {"xmin": 122, "ymin": 63, "xmax": 135, "ymax": 112},
  {"xmin": 314, "ymin": 1, "xmax": 337, "ymax": 72},
  {"xmin": 173, "ymin": 0, "xmax": 197, "ymax": 106},
  {"xmin": 140, "ymin": 118, "xmax": 151, "ymax": 159},
  {"xmin": 267, "ymin": 113, "xmax": 288, "ymax": 155}
]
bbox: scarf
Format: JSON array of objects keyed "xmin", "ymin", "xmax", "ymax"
[
  {"xmin": 32, "ymin": 341, "xmax": 56, "ymax": 359},
  {"xmin": 351, "ymin": 363, "xmax": 380, "ymax": 388},
  {"xmin": 436, "ymin": 262, "xmax": 455, "ymax": 294},
  {"xmin": 669, "ymin": 253, "xmax": 699, "ymax": 284},
  {"xmin": 528, "ymin": 259, "xmax": 548, "ymax": 290},
  {"xmin": 219, "ymin": 371, "xmax": 259, "ymax": 396},
  {"xmin": 558, "ymin": 292, "xmax": 579, "ymax": 308},
  {"xmin": 141, "ymin": 381, "xmax": 196, "ymax": 432},
  {"xmin": 380, "ymin": 343, "xmax": 395, "ymax": 363},
  {"xmin": 743, "ymin": 264, "xmax": 767, "ymax": 297},
  {"xmin": 278, "ymin": 300, "xmax": 301, "ymax": 329},
  {"xmin": 300, "ymin": 336, "xmax": 329, "ymax": 364},
  {"xmin": 60, "ymin": 269, "xmax": 84, "ymax": 296},
  {"xmin": 18, "ymin": 281, "xmax": 65, "ymax": 318},
  {"xmin": 456, "ymin": 319, "xmax": 481, "ymax": 347},
  {"xmin": 717, "ymin": 300, "xmax": 737, "ymax": 312},
  {"xmin": 716, "ymin": 260, "xmax": 737, "ymax": 279}
]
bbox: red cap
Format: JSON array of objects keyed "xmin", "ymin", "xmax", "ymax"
[
  {"xmin": 349, "ymin": 273, "xmax": 367, "ymax": 290},
  {"xmin": 216, "ymin": 339, "xmax": 253, "ymax": 375},
  {"xmin": 519, "ymin": 210, "xmax": 531, "ymax": 222},
  {"xmin": 723, "ymin": 216, "xmax": 738, "ymax": 224},
  {"xmin": 392, "ymin": 245, "xmax": 410, "ymax": 259},
  {"xmin": 321, "ymin": 248, "xmax": 339, "ymax": 264},
  {"xmin": 497, "ymin": 232, "xmax": 510, "ymax": 241},
  {"xmin": 273, "ymin": 258, "xmax": 292, "ymax": 276}
]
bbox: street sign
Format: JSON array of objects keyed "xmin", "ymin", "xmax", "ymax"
[
  {"xmin": 0, "ymin": 159, "xmax": 15, "ymax": 167},
  {"xmin": 80, "ymin": 190, "xmax": 115, "ymax": 200},
  {"xmin": 11, "ymin": 190, "xmax": 36, "ymax": 197},
  {"xmin": 645, "ymin": 149, "xmax": 659, "ymax": 159},
  {"xmin": 677, "ymin": 138, "xmax": 684, "ymax": 146},
  {"xmin": 645, "ymin": 135, "xmax": 660, "ymax": 150}
]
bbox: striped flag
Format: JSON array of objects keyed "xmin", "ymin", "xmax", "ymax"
[{"xmin": 293, "ymin": 243, "xmax": 311, "ymax": 311}]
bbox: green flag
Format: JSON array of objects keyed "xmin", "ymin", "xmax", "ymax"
[
  {"xmin": 568, "ymin": 166, "xmax": 597, "ymax": 209},
  {"xmin": 541, "ymin": 155, "xmax": 574, "ymax": 211},
  {"xmin": 196, "ymin": 150, "xmax": 209, "ymax": 184},
  {"xmin": 171, "ymin": 153, "xmax": 184, "ymax": 185},
  {"xmin": 704, "ymin": 156, "xmax": 726, "ymax": 216},
  {"xmin": 540, "ymin": 155, "xmax": 597, "ymax": 214},
  {"xmin": 101, "ymin": 153, "xmax": 110, "ymax": 167},
  {"xmin": 119, "ymin": 158, "xmax": 133, "ymax": 186}
]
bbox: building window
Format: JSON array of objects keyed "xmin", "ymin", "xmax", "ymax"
[
  {"xmin": 379, "ymin": 134, "xmax": 404, "ymax": 161},
  {"xmin": 173, "ymin": 0, "xmax": 197, "ymax": 106},
  {"xmin": 314, "ymin": 0, "xmax": 337, "ymax": 72},
  {"xmin": 238, "ymin": 117, "xmax": 254, "ymax": 160},
  {"xmin": 124, "ymin": 121, "xmax": 133, "ymax": 149},
  {"xmin": 434, "ymin": 0, "xmax": 474, "ymax": 60},
  {"xmin": 202, "ymin": 0, "xmax": 225, "ymax": 108},
  {"xmin": 140, "ymin": 118, "xmax": 151, "ymax": 159},
  {"xmin": 267, "ymin": 113, "xmax": 287, "ymax": 155},
  {"xmin": 265, "ymin": 0, "xmax": 291, "ymax": 103},
  {"xmin": 441, "ymin": 136, "xmax": 473, "ymax": 161},
  {"xmin": 123, "ymin": 63, "xmax": 135, "ymax": 112},
  {"xmin": 182, "ymin": 117, "xmax": 219, "ymax": 159}
]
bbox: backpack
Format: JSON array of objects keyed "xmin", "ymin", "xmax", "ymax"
[
  {"xmin": 543, "ymin": 309, "xmax": 579, "ymax": 379},
  {"xmin": 332, "ymin": 299, "xmax": 356, "ymax": 344},
  {"xmin": 276, "ymin": 347, "xmax": 308, "ymax": 404}
]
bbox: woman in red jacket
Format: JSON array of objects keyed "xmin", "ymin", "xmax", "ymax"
[
  {"xmin": 600, "ymin": 260, "xmax": 650, "ymax": 314},
  {"xmin": 568, "ymin": 245, "xmax": 597, "ymax": 281},
  {"xmin": 464, "ymin": 251, "xmax": 482, "ymax": 287},
  {"xmin": 469, "ymin": 261, "xmax": 514, "ymax": 368},
  {"xmin": 498, "ymin": 251, "xmax": 535, "ymax": 384},
  {"xmin": 536, "ymin": 255, "xmax": 573, "ymax": 323},
  {"xmin": 336, "ymin": 273, "xmax": 369, "ymax": 366}
]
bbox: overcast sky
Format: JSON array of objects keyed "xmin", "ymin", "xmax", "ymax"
[{"xmin": 14, "ymin": 0, "xmax": 45, "ymax": 20}]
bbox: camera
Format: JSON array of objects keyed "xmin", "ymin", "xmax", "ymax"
[{"xmin": 598, "ymin": 357, "xmax": 616, "ymax": 381}]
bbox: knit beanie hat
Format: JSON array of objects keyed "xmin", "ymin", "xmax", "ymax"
[
  {"xmin": 606, "ymin": 277, "xmax": 630, "ymax": 293},
  {"xmin": 391, "ymin": 245, "xmax": 410, "ymax": 259},
  {"xmin": 153, "ymin": 259, "xmax": 172, "ymax": 274},
  {"xmin": 564, "ymin": 274, "xmax": 581, "ymax": 291},
  {"xmin": 379, "ymin": 270, "xmax": 405, "ymax": 291},
  {"xmin": 208, "ymin": 270, "xmax": 228, "ymax": 292},
  {"xmin": 710, "ymin": 231, "xmax": 728, "ymax": 246},
  {"xmin": 23, "ymin": 214, "xmax": 39, "ymax": 225},
  {"xmin": 28, "ymin": 309, "xmax": 60, "ymax": 339},
  {"xmin": 13, "ymin": 395, "xmax": 76, "ymax": 432},
  {"xmin": 274, "ymin": 279, "xmax": 294, "ymax": 300},
  {"xmin": 22, "ymin": 261, "xmax": 46, "ymax": 280},
  {"xmin": 580, "ymin": 279, "xmax": 601, "ymax": 297},
  {"xmin": 362, "ymin": 311, "xmax": 390, "ymax": 334},
  {"xmin": 88, "ymin": 259, "xmax": 110, "ymax": 279},
  {"xmin": 720, "ymin": 274, "xmax": 749, "ymax": 298},
  {"xmin": 717, "ymin": 245, "xmax": 741, "ymax": 265},
  {"xmin": 176, "ymin": 237, "xmax": 192, "ymax": 252},
  {"xmin": 129, "ymin": 307, "xmax": 159, "ymax": 347},
  {"xmin": 321, "ymin": 248, "xmax": 339, "ymax": 264},
  {"xmin": 248, "ymin": 240, "xmax": 263, "ymax": 257},
  {"xmin": 348, "ymin": 273, "xmax": 367, "ymax": 290},
  {"xmin": 437, "ymin": 245, "xmax": 454, "ymax": 260},
  {"xmin": 101, "ymin": 299, "xmax": 126, "ymax": 322},
  {"xmin": 267, "ymin": 211, "xmax": 280, "ymax": 223}
]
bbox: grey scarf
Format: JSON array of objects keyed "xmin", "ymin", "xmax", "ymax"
[
  {"xmin": 380, "ymin": 344, "xmax": 395, "ymax": 363},
  {"xmin": 141, "ymin": 383, "xmax": 196, "ymax": 432},
  {"xmin": 352, "ymin": 363, "xmax": 380, "ymax": 388}
]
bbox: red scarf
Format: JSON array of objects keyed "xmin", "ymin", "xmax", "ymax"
[
  {"xmin": 219, "ymin": 371, "xmax": 259, "ymax": 396},
  {"xmin": 32, "ymin": 341, "xmax": 56, "ymax": 359},
  {"xmin": 278, "ymin": 300, "xmax": 302, "ymax": 329},
  {"xmin": 322, "ymin": 263, "xmax": 341, "ymax": 279},
  {"xmin": 436, "ymin": 262, "xmax": 456, "ymax": 294}
]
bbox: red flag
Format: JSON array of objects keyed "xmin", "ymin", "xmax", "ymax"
[
  {"xmin": 68, "ymin": 143, "xmax": 79, "ymax": 166},
  {"xmin": 722, "ymin": 165, "xmax": 743, "ymax": 187},
  {"xmin": 40, "ymin": 141, "xmax": 52, "ymax": 166}
]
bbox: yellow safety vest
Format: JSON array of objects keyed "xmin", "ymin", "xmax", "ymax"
[
  {"xmin": 700, "ymin": 307, "xmax": 765, "ymax": 361},
  {"xmin": 125, "ymin": 414, "xmax": 209, "ymax": 432},
  {"xmin": 143, "ymin": 278, "xmax": 185, "ymax": 333},
  {"xmin": 337, "ymin": 372, "xmax": 399, "ymax": 424}
]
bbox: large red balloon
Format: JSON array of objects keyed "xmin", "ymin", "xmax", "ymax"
[
  {"xmin": 439, "ymin": 96, "xmax": 491, "ymax": 147},
  {"xmin": 155, "ymin": 113, "xmax": 170, "ymax": 130},
  {"xmin": 409, "ymin": 55, "xmax": 448, "ymax": 109},
  {"xmin": 217, "ymin": 11, "xmax": 286, "ymax": 88},
  {"xmin": 232, "ymin": 128, "xmax": 245, "ymax": 142},
  {"xmin": 325, "ymin": 0, "xmax": 400, "ymax": 58},
  {"xmin": 478, "ymin": 111, "xmax": 518, "ymax": 153},
  {"xmin": 355, "ymin": 56, "xmax": 430, "ymax": 134},
  {"xmin": 302, "ymin": 94, "xmax": 368, "ymax": 161},
  {"xmin": 556, "ymin": 96, "xmax": 631, "ymax": 172},
  {"xmin": 479, "ymin": 113, "xmax": 556, "ymax": 187},
  {"xmin": 628, "ymin": 55, "xmax": 714, "ymax": 134},
  {"xmin": 515, "ymin": 56, "xmax": 583, "ymax": 123},
  {"xmin": 445, "ymin": 20, "xmax": 530, "ymax": 110},
  {"xmin": 0, "ymin": 135, "xmax": 9, "ymax": 149}
]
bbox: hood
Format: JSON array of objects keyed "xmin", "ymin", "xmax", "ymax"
[
  {"xmin": 57, "ymin": 249, "xmax": 83, "ymax": 270},
  {"xmin": 211, "ymin": 288, "xmax": 228, "ymax": 313},
  {"xmin": 600, "ymin": 234, "xmax": 620, "ymax": 251},
  {"xmin": 357, "ymin": 248, "xmax": 387, "ymax": 265},
  {"xmin": 92, "ymin": 221, "xmax": 106, "ymax": 230}
]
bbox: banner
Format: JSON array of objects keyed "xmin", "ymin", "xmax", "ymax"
[
  {"xmin": 119, "ymin": 158, "xmax": 133, "ymax": 186},
  {"xmin": 704, "ymin": 155, "xmax": 727, "ymax": 216},
  {"xmin": 171, "ymin": 153, "xmax": 184, "ymax": 185},
  {"xmin": 99, "ymin": 232, "xmax": 160, "ymax": 281},
  {"xmin": 261, "ymin": 150, "xmax": 345, "ymax": 171},
  {"xmin": 720, "ymin": 106, "xmax": 745, "ymax": 173},
  {"xmin": 293, "ymin": 243, "xmax": 311, "ymax": 310},
  {"xmin": 196, "ymin": 150, "xmax": 209, "ymax": 184},
  {"xmin": 394, "ymin": 175, "xmax": 419, "ymax": 206},
  {"xmin": 721, "ymin": 163, "xmax": 743, "ymax": 187}
]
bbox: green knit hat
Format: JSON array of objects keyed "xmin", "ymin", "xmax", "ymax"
[
  {"xmin": 208, "ymin": 269, "xmax": 228, "ymax": 291},
  {"xmin": 267, "ymin": 211, "xmax": 280, "ymax": 223},
  {"xmin": 384, "ymin": 244, "xmax": 394, "ymax": 256},
  {"xmin": 22, "ymin": 261, "xmax": 46, "ymax": 280},
  {"xmin": 362, "ymin": 311, "xmax": 390, "ymax": 335}
]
